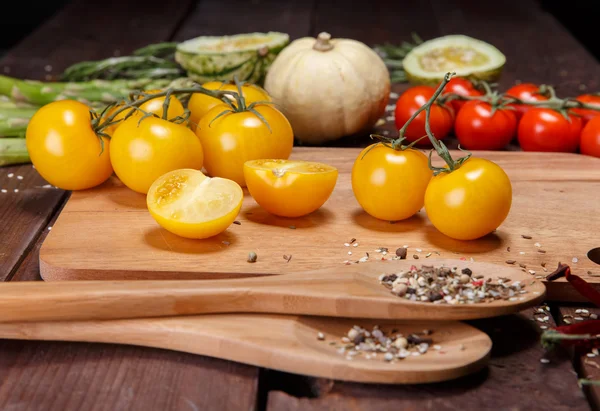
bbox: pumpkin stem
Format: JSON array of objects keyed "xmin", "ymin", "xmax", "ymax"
[{"xmin": 313, "ymin": 32, "xmax": 334, "ymax": 52}]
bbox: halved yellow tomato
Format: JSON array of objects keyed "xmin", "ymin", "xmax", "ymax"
[
  {"xmin": 188, "ymin": 81, "xmax": 271, "ymax": 130},
  {"xmin": 147, "ymin": 168, "xmax": 243, "ymax": 239},
  {"xmin": 244, "ymin": 159, "xmax": 338, "ymax": 217}
]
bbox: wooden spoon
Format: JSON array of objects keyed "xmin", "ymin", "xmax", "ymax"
[
  {"xmin": 0, "ymin": 259, "xmax": 545, "ymax": 323},
  {"xmin": 0, "ymin": 314, "xmax": 492, "ymax": 384}
]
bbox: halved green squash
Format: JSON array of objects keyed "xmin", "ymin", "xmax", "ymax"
[
  {"xmin": 175, "ymin": 32, "xmax": 290, "ymax": 85},
  {"xmin": 403, "ymin": 35, "xmax": 506, "ymax": 85}
]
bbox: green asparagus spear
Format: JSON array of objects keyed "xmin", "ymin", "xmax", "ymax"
[
  {"xmin": 0, "ymin": 138, "xmax": 29, "ymax": 166},
  {"xmin": 0, "ymin": 95, "xmax": 38, "ymax": 109},
  {"xmin": 0, "ymin": 107, "xmax": 37, "ymax": 137},
  {"xmin": 0, "ymin": 75, "xmax": 178, "ymax": 106},
  {"xmin": 60, "ymin": 42, "xmax": 183, "ymax": 82}
]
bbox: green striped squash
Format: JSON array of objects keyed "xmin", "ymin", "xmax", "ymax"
[{"xmin": 175, "ymin": 32, "xmax": 290, "ymax": 85}]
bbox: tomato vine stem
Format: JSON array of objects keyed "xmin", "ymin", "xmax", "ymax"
[
  {"xmin": 396, "ymin": 71, "xmax": 472, "ymax": 175},
  {"xmin": 91, "ymin": 76, "xmax": 275, "ymax": 152},
  {"xmin": 440, "ymin": 81, "xmax": 600, "ymax": 119}
]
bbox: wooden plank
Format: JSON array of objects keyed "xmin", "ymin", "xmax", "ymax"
[
  {"xmin": 0, "ymin": 339, "xmax": 258, "ymax": 411},
  {"xmin": 429, "ymin": 0, "xmax": 600, "ymax": 96},
  {"xmin": 0, "ymin": 168, "xmax": 66, "ymax": 281},
  {"xmin": 557, "ymin": 305, "xmax": 600, "ymax": 409},
  {"xmin": 10, "ymin": 196, "xmax": 66, "ymax": 282},
  {"xmin": 173, "ymin": 0, "xmax": 315, "ymax": 42},
  {"xmin": 311, "ymin": 0, "xmax": 439, "ymax": 47},
  {"xmin": 1, "ymin": 0, "xmax": 195, "ymax": 78},
  {"xmin": 266, "ymin": 307, "xmax": 589, "ymax": 410}
]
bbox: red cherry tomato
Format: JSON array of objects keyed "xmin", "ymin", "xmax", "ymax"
[
  {"xmin": 505, "ymin": 83, "xmax": 549, "ymax": 120},
  {"xmin": 441, "ymin": 77, "xmax": 484, "ymax": 113},
  {"xmin": 394, "ymin": 86, "xmax": 454, "ymax": 146},
  {"xmin": 572, "ymin": 94, "xmax": 600, "ymax": 126},
  {"xmin": 517, "ymin": 108, "xmax": 582, "ymax": 152},
  {"xmin": 580, "ymin": 116, "xmax": 600, "ymax": 158},
  {"xmin": 454, "ymin": 101, "xmax": 517, "ymax": 151}
]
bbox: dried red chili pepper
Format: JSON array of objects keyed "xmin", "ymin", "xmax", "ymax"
[
  {"xmin": 545, "ymin": 262, "xmax": 600, "ymax": 306},
  {"xmin": 542, "ymin": 263, "xmax": 600, "ymax": 351}
]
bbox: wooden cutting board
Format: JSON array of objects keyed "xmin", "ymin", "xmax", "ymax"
[
  {"xmin": 39, "ymin": 147, "xmax": 600, "ymax": 302},
  {"xmin": 0, "ymin": 314, "xmax": 492, "ymax": 384}
]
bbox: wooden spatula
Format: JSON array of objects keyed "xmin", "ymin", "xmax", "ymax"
[
  {"xmin": 0, "ymin": 259, "xmax": 545, "ymax": 323},
  {"xmin": 0, "ymin": 313, "xmax": 492, "ymax": 384}
]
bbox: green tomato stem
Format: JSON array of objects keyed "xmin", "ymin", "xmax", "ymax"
[{"xmin": 397, "ymin": 71, "xmax": 470, "ymax": 174}]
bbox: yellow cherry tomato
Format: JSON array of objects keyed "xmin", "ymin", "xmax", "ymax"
[
  {"xmin": 244, "ymin": 159, "xmax": 338, "ymax": 217},
  {"xmin": 147, "ymin": 168, "xmax": 243, "ymax": 239},
  {"xmin": 25, "ymin": 100, "xmax": 113, "ymax": 190},
  {"xmin": 103, "ymin": 90, "xmax": 186, "ymax": 136},
  {"xmin": 351, "ymin": 144, "xmax": 433, "ymax": 221},
  {"xmin": 188, "ymin": 81, "xmax": 271, "ymax": 130},
  {"xmin": 110, "ymin": 116, "xmax": 204, "ymax": 194},
  {"xmin": 424, "ymin": 157, "xmax": 512, "ymax": 240},
  {"xmin": 195, "ymin": 103, "xmax": 293, "ymax": 187}
]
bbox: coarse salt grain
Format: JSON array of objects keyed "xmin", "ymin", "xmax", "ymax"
[
  {"xmin": 348, "ymin": 251, "xmax": 352, "ymax": 255},
  {"xmin": 390, "ymin": 92, "xmax": 399, "ymax": 99},
  {"xmin": 534, "ymin": 242, "xmax": 541, "ymax": 247},
  {"xmin": 1, "ymin": 189, "xmax": 6, "ymax": 193},
  {"xmin": 572, "ymin": 257, "xmax": 579, "ymax": 263},
  {"xmin": 7, "ymin": 173, "xmax": 14, "ymax": 178},
  {"xmin": 540, "ymin": 358, "xmax": 550, "ymax": 364},
  {"xmin": 519, "ymin": 252, "xmax": 526, "ymax": 255},
  {"xmin": 13, "ymin": 189, "xmax": 18, "ymax": 193},
  {"xmin": 16, "ymin": 175, "xmax": 23, "ymax": 180},
  {"xmin": 344, "ymin": 243, "xmax": 350, "ymax": 247},
  {"xmin": 48, "ymin": 226, "xmax": 52, "ymax": 231}
]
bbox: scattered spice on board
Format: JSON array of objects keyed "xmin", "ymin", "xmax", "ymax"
[
  {"xmin": 379, "ymin": 264, "xmax": 528, "ymax": 304},
  {"xmin": 233, "ymin": 220, "xmax": 241, "ymax": 225},
  {"xmin": 283, "ymin": 254, "xmax": 292, "ymax": 263},
  {"xmin": 318, "ymin": 325, "xmax": 437, "ymax": 362},
  {"xmin": 247, "ymin": 251, "xmax": 257, "ymax": 263},
  {"xmin": 396, "ymin": 247, "xmax": 407, "ymax": 259},
  {"xmin": 521, "ymin": 234, "xmax": 532, "ymax": 239}
]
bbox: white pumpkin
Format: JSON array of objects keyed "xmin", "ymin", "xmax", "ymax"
[{"xmin": 264, "ymin": 32, "xmax": 391, "ymax": 144}]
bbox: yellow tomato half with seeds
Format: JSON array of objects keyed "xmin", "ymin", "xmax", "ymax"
[
  {"xmin": 244, "ymin": 159, "xmax": 338, "ymax": 217},
  {"xmin": 351, "ymin": 144, "xmax": 433, "ymax": 221},
  {"xmin": 188, "ymin": 81, "xmax": 271, "ymax": 130},
  {"xmin": 110, "ymin": 116, "xmax": 204, "ymax": 194},
  {"xmin": 147, "ymin": 168, "xmax": 243, "ymax": 239},
  {"xmin": 424, "ymin": 157, "xmax": 512, "ymax": 240},
  {"xmin": 26, "ymin": 100, "xmax": 113, "ymax": 190},
  {"xmin": 195, "ymin": 103, "xmax": 293, "ymax": 187}
]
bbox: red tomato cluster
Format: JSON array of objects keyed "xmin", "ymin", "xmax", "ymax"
[{"xmin": 393, "ymin": 78, "xmax": 600, "ymax": 157}]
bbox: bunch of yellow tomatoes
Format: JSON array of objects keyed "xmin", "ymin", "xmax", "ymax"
[{"xmin": 25, "ymin": 81, "xmax": 338, "ymax": 239}]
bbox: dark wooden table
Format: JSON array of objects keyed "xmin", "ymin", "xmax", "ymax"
[{"xmin": 1, "ymin": 0, "xmax": 599, "ymax": 409}]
